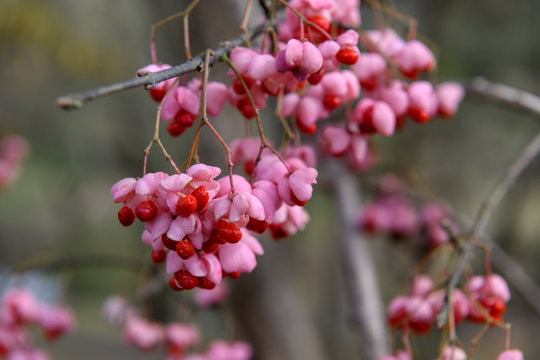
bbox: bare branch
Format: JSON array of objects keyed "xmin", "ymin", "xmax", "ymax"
[
  {"xmin": 56, "ymin": 25, "xmax": 264, "ymax": 110},
  {"xmin": 471, "ymin": 131, "xmax": 540, "ymax": 239},
  {"xmin": 328, "ymin": 160, "xmax": 388, "ymax": 360},
  {"xmin": 467, "ymin": 77, "xmax": 540, "ymax": 117}
]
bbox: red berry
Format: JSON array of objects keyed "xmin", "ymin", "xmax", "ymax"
[
  {"xmin": 401, "ymin": 68, "xmax": 419, "ymax": 80},
  {"xmin": 269, "ymin": 224, "xmax": 288, "ymax": 240},
  {"xmin": 175, "ymin": 270, "xmax": 199, "ymax": 290},
  {"xmin": 336, "ymin": 44, "xmax": 360, "ymax": 65},
  {"xmin": 307, "ymin": 15, "xmax": 331, "ymax": 32},
  {"xmin": 246, "ymin": 217, "xmax": 269, "ymax": 234},
  {"xmin": 290, "ymin": 189, "xmax": 307, "ymax": 207},
  {"xmin": 238, "ymin": 97, "xmax": 255, "ymax": 119},
  {"xmin": 210, "ymin": 230, "xmax": 227, "ymax": 245},
  {"xmin": 396, "ymin": 116, "xmax": 407, "ymax": 129},
  {"xmin": 175, "ymin": 110, "xmax": 195, "ymax": 127},
  {"xmin": 243, "ymin": 161, "xmax": 255, "ymax": 176},
  {"xmin": 295, "ymin": 118, "xmax": 317, "ymax": 135},
  {"xmin": 306, "ymin": 15, "xmax": 331, "ymax": 43},
  {"xmin": 169, "ymin": 276, "xmax": 183, "ymax": 291},
  {"xmin": 162, "ymin": 234, "xmax": 178, "ymax": 250},
  {"xmin": 360, "ymin": 78, "xmax": 377, "ymax": 90},
  {"xmin": 232, "ymin": 76, "xmax": 253, "ymax": 94},
  {"xmin": 409, "ymin": 107, "xmax": 430, "ymax": 123},
  {"xmin": 167, "ymin": 120, "xmax": 187, "ymax": 137},
  {"xmin": 202, "ymin": 239, "xmax": 220, "ymax": 253},
  {"xmin": 225, "ymin": 271, "xmax": 241, "ymax": 279},
  {"xmin": 409, "ymin": 318, "xmax": 432, "ymax": 334},
  {"xmin": 191, "ymin": 186, "xmax": 209, "ymax": 212},
  {"xmin": 44, "ymin": 328, "xmax": 64, "ymax": 341},
  {"xmin": 261, "ymin": 80, "xmax": 281, "ymax": 96},
  {"xmin": 151, "ymin": 249, "xmax": 166, "ymax": 263},
  {"xmin": 198, "ymin": 277, "xmax": 216, "ymax": 290},
  {"xmin": 176, "ymin": 239, "xmax": 195, "ymax": 260},
  {"xmin": 307, "ymin": 67, "xmax": 325, "ymax": 85},
  {"xmin": 490, "ymin": 299, "xmax": 506, "ymax": 318},
  {"xmin": 176, "ymin": 194, "xmax": 198, "ymax": 217},
  {"xmin": 149, "ymin": 87, "xmax": 167, "ymax": 102},
  {"xmin": 117, "ymin": 205, "xmax": 135, "ymax": 226},
  {"xmin": 216, "ymin": 220, "xmax": 242, "ymax": 243},
  {"xmin": 135, "ymin": 200, "xmax": 158, "ymax": 222},
  {"xmin": 358, "ymin": 105, "xmax": 376, "ymax": 134},
  {"xmin": 323, "ymin": 94, "xmax": 341, "ymax": 111}
]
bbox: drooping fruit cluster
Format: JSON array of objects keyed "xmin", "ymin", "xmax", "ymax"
[
  {"xmin": 103, "ymin": 296, "xmax": 252, "ymax": 359},
  {"xmin": 111, "ymin": 155, "xmax": 317, "ymax": 291},
  {"xmin": 357, "ymin": 175, "xmax": 459, "ymax": 247},
  {"xmin": 387, "ymin": 273, "xmax": 511, "ymax": 336},
  {"xmin": 0, "ymin": 288, "xmax": 75, "ymax": 359},
  {"xmin": 137, "ymin": 0, "xmax": 464, "ymax": 173}
]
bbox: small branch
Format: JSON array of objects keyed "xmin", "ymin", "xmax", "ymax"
[
  {"xmin": 57, "ymin": 25, "xmax": 264, "ymax": 110},
  {"xmin": 143, "ymin": 78, "xmax": 181, "ymax": 175},
  {"xmin": 150, "ymin": 0, "xmax": 200, "ymax": 64},
  {"xmin": 240, "ymin": 0, "xmax": 253, "ymax": 48},
  {"xmin": 220, "ymin": 53, "xmax": 291, "ymax": 172},
  {"xmin": 328, "ymin": 160, "xmax": 388, "ymax": 360},
  {"xmin": 471, "ymin": 131, "xmax": 540, "ymax": 239},
  {"xmin": 467, "ymin": 77, "xmax": 540, "ymax": 117}
]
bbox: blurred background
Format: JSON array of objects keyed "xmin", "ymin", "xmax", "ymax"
[{"xmin": 0, "ymin": 0, "xmax": 539, "ymax": 359}]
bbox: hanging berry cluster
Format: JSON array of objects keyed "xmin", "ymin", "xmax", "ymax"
[
  {"xmin": 103, "ymin": 296, "xmax": 252, "ymax": 359},
  {"xmin": 113, "ymin": 0, "xmax": 466, "ymax": 295},
  {"xmin": 0, "ymin": 289, "xmax": 75, "ymax": 359}
]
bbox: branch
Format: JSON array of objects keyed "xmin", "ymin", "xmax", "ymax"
[
  {"xmin": 467, "ymin": 77, "xmax": 540, "ymax": 117},
  {"xmin": 440, "ymin": 80, "xmax": 540, "ymax": 330},
  {"xmin": 56, "ymin": 25, "xmax": 264, "ymax": 110},
  {"xmin": 471, "ymin": 131, "xmax": 540, "ymax": 238},
  {"xmin": 328, "ymin": 160, "xmax": 388, "ymax": 360}
]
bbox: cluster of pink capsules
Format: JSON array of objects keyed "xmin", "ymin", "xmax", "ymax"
[{"xmin": 0, "ymin": 288, "xmax": 75, "ymax": 359}]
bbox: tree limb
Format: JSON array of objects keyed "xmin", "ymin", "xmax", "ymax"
[
  {"xmin": 56, "ymin": 25, "xmax": 264, "ymax": 110},
  {"xmin": 467, "ymin": 77, "xmax": 540, "ymax": 117},
  {"xmin": 328, "ymin": 161, "xmax": 388, "ymax": 360}
]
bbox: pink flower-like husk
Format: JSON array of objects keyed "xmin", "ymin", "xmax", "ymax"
[
  {"xmin": 281, "ymin": 93, "xmax": 301, "ymax": 117},
  {"xmin": 230, "ymin": 47, "xmax": 258, "ymax": 74},
  {"xmin": 205, "ymin": 340, "xmax": 253, "ymax": 360},
  {"xmin": 167, "ymin": 214, "xmax": 203, "ymax": 249},
  {"xmin": 278, "ymin": 168, "xmax": 317, "ymax": 206},
  {"xmin": 193, "ymin": 283, "xmax": 228, "ymax": 308},
  {"xmin": 497, "ymin": 350, "xmax": 524, "ymax": 360},
  {"xmin": 253, "ymin": 155, "xmax": 289, "ymax": 184},
  {"xmin": 217, "ymin": 175, "xmax": 252, "ymax": 197},
  {"xmin": 440, "ymin": 346, "xmax": 467, "ymax": 360},
  {"xmin": 240, "ymin": 229, "xmax": 264, "ymax": 255},
  {"xmin": 111, "ymin": 177, "xmax": 137, "ymax": 203},
  {"xmin": 252, "ymin": 180, "xmax": 283, "ymax": 222},
  {"xmin": 135, "ymin": 172, "xmax": 168, "ymax": 196},
  {"xmin": 436, "ymin": 82, "xmax": 464, "ymax": 117},
  {"xmin": 322, "ymin": 72, "xmax": 348, "ymax": 97},
  {"xmin": 165, "ymin": 323, "xmax": 200, "ymax": 349},
  {"xmin": 247, "ymin": 54, "xmax": 277, "ymax": 80},
  {"xmin": 321, "ymin": 126, "xmax": 351, "ymax": 157},
  {"xmin": 200, "ymin": 253, "xmax": 223, "ymax": 284},
  {"xmin": 218, "ymin": 242, "xmax": 257, "ymax": 273},
  {"xmin": 166, "ymin": 252, "xmax": 208, "ymax": 277},
  {"xmin": 372, "ymin": 101, "xmax": 396, "ymax": 136},
  {"xmin": 206, "ymin": 82, "xmax": 229, "ymax": 117},
  {"xmin": 145, "ymin": 213, "xmax": 173, "ymax": 241},
  {"xmin": 336, "ymin": 29, "xmax": 359, "ymax": 46}
]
